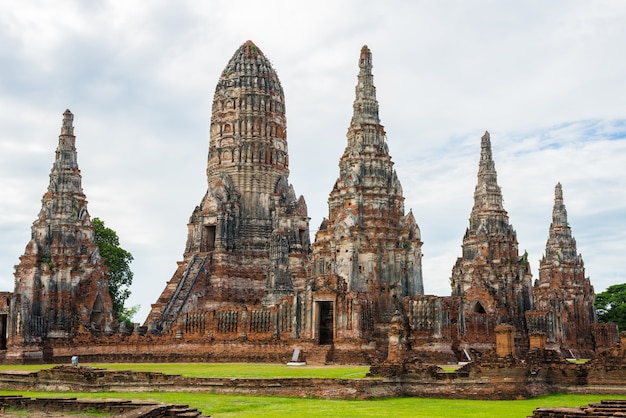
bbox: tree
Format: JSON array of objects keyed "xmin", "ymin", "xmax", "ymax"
[
  {"xmin": 92, "ymin": 217, "xmax": 136, "ymax": 325},
  {"xmin": 595, "ymin": 283, "xmax": 626, "ymax": 331}
]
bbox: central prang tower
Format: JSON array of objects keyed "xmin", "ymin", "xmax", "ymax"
[{"xmin": 147, "ymin": 41, "xmax": 310, "ymax": 332}]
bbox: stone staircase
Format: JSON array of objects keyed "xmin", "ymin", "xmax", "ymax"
[{"xmin": 159, "ymin": 254, "xmax": 208, "ymax": 331}]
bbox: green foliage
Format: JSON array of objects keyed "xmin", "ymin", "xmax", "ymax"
[
  {"xmin": 40, "ymin": 251, "xmax": 54, "ymax": 269},
  {"xmin": 117, "ymin": 305, "xmax": 140, "ymax": 326},
  {"xmin": 92, "ymin": 217, "xmax": 134, "ymax": 324},
  {"xmin": 520, "ymin": 250, "xmax": 529, "ymax": 267},
  {"xmin": 595, "ymin": 283, "xmax": 626, "ymax": 331}
]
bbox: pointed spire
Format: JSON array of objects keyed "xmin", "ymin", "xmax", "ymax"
[
  {"xmin": 350, "ymin": 45, "xmax": 380, "ymax": 127},
  {"xmin": 472, "ymin": 131, "xmax": 505, "ymax": 214},
  {"xmin": 45, "ymin": 109, "xmax": 84, "ymax": 214},
  {"xmin": 544, "ymin": 182, "xmax": 579, "ymax": 263},
  {"xmin": 51, "ymin": 109, "xmax": 79, "ymax": 183},
  {"xmin": 552, "ymin": 182, "xmax": 567, "ymax": 227},
  {"xmin": 11, "ymin": 109, "xmax": 116, "ymax": 341},
  {"xmin": 61, "ymin": 109, "xmax": 74, "ymax": 136}
]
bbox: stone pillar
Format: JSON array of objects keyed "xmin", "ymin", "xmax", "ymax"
[
  {"xmin": 529, "ymin": 332, "xmax": 546, "ymax": 351},
  {"xmin": 495, "ymin": 324, "xmax": 515, "ymax": 357},
  {"xmin": 386, "ymin": 310, "xmax": 404, "ymax": 364}
]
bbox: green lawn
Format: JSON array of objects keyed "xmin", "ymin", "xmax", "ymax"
[
  {"xmin": 0, "ymin": 363, "xmax": 370, "ymax": 379},
  {"xmin": 0, "ymin": 390, "xmax": 620, "ymax": 417}
]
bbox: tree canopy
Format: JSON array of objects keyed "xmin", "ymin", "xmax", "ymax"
[
  {"xmin": 92, "ymin": 217, "xmax": 135, "ymax": 325},
  {"xmin": 595, "ymin": 283, "xmax": 626, "ymax": 331}
]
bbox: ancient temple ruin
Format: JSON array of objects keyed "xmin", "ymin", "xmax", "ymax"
[
  {"xmin": 309, "ymin": 45, "xmax": 424, "ymax": 345},
  {"xmin": 1, "ymin": 42, "xmax": 615, "ymax": 366},
  {"xmin": 449, "ymin": 131, "xmax": 534, "ymax": 353},
  {"xmin": 527, "ymin": 183, "xmax": 598, "ymax": 356},
  {"xmin": 6, "ymin": 110, "xmax": 115, "ymax": 362},
  {"xmin": 146, "ymin": 41, "xmax": 310, "ymax": 332}
]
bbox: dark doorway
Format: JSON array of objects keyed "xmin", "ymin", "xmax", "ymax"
[
  {"xmin": 202, "ymin": 225, "xmax": 216, "ymax": 252},
  {"xmin": 474, "ymin": 301, "xmax": 486, "ymax": 314},
  {"xmin": 0, "ymin": 314, "xmax": 6, "ymax": 350},
  {"xmin": 318, "ymin": 301, "xmax": 334, "ymax": 345}
]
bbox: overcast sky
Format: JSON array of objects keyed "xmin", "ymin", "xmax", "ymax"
[{"xmin": 1, "ymin": 1, "xmax": 625, "ymax": 323}]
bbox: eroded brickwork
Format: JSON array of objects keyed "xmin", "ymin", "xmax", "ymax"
[
  {"xmin": 309, "ymin": 46, "xmax": 423, "ymax": 346},
  {"xmin": 450, "ymin": 132, "xmax": 534, "ymax": 352},
  {"xmin": 530, "ymin": 183, "xmax": 596, "ymax": 356},
  {"xmin": 7, "ymin": 110, "xmax": 115, "ymax": 361},
  {"xmin": 146, "ymin": 41, "xmax": 310, "ymax": 332}
]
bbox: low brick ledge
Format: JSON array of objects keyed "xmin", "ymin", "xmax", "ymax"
[
  {"xmin": 0, "ymin": 395, "xmax": 207, "ymax": 417},
  {"xmin": 3, "ymin": 365, "xmax": 626, "ymax": 400}
]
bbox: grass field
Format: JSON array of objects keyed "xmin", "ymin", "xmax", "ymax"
[
  {"xmin": 0, "ymin": 390, "xmax": 619, "ymax": 417},
  {"xmin": 0, "ymin": 363, "xmax": 623, "ymax": 417},
  {"xmin": 0, "ymin": 363, "xmax": 370, "ymax": 379}
]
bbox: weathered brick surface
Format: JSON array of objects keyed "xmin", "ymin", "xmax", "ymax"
[
  {"xmin": 449, "ymin": 132, "xmax": 534, "ymax": 354},
  {"xmin": 145, "ymin": 40, "xmax": 310, "ymax": 334},
  {"xmin": 529, "ymin": 183, "xmax": 597, "ymax": 357},
  {"xmin": 309, "ymin": 45, "xmax": 424, "ymax": 347},
  {"xmin": 6, "ymin": 110, "xmax": 116, "ymax": 362}
]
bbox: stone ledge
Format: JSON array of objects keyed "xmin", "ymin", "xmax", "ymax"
[{"xmin": 0, "ymin": 395, "xmax": 207, "ymax": 418}]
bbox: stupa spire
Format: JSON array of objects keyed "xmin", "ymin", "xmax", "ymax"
[
  {"xmin": 45, "ymin": 109, "xmax": 83, "ymax": 215},
  {"xmin": 533, "ymin": 183, "xmax": 595, "ymax": 352},
  {"xmin": 350, "ymin": 45, "xmax": 381, "ymax": 128},
  {"xmin": 9, "ymin": 110, "xmax": 116, "ymax": 349},
  {"xmin": 450, "ymin": 131, "xmax": 533, "ymax": 347},
  {"xmin": 61, "ymin": 109, "xmax": 74, "ymax": 136},
  {"xmin": 311, "ymin": 45, "xmax": 423, "ymax": 328},
  {"xmin": 551, "ymin": 182, "xmax": 568, "ymax": 229},
  {"xmin": 472, "ymin": 131, "xmax": 505, "ymax": 215},
  {"xmin": 543, "ymin": 182, "xmax": 580, "ymax": 263}
]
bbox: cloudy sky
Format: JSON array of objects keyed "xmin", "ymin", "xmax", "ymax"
[{"xmin": 1, "ymin": 1, "xmax": 625, "ymax": 323}]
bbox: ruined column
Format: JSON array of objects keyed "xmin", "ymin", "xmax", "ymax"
[{"xmin": 495, "ymin": 324, "xmax": 515, "ymax": 358}]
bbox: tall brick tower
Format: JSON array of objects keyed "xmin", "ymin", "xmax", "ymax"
[
  {"xmin": 450, "ymin": 132, "xmax": 533, "ymax": 351},
  {"xmin": 147, "ymin": 41, "xmax": 310, "ymax": 331},
  {"xmin": 310, "ymin": 46, "xmax": 423, "ymax": 341},
  {"xmin": 8, "ymin": 110, "xmax": 115, "ymax": 361},
  {"xmin": 532, "ymin": 183, "xmax": 596, "ymax": 354}
]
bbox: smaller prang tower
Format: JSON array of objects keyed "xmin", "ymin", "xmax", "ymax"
[
  {"xmin": 8, "ymin": 110, "xmax": 115, "ymax": 361},
  {"xmin": 532, "ymin": 183, "xmax": 596, "ymax": 354},
  {"xmin": 450, "ymin": 132, "xmax": 533, "ymax": 352},
  {"xmin": 310, "ymin": 46, "xmax": 423, "ymax": 343},
  {"xmin": 146, "ymin": 41, "xmax": 310, "ymax": 332}
]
